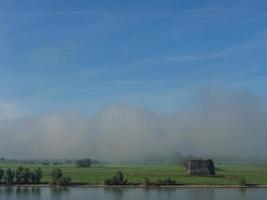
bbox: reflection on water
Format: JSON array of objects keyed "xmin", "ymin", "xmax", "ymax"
[
  {"xmin": 50, "ymin": 187, "xmax": 70, "ymax": 199},
  {"xmin": 186, "ymin": 188, "xmax": 215, "ymax": 200},
  {"xmin": 239, "ymin": 188, "xmax": 247, "ymax": 199},
  {"xmin": 1, "ymin": 187, "xmax": 13, "ymax": 198},
  {"xmin": 104, "ymin": 188, "xmax": 124, "ymax": 199},
  {"xmin": 0, "ymin": 186, "xmax": 267, "ymax": 200}
]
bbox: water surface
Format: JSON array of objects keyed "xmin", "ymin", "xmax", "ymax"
[{"xmin": 0, "ymin": 187, "xmax": 266, "ymax": 200}]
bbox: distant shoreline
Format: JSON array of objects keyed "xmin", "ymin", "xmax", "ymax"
[
  {"xmin": 1, "ymin": 184, "xmax": 267, "ymax": 188},
  {"xmin": 1, "ymin": 163, "xmax": 267, "ymax": 186}
]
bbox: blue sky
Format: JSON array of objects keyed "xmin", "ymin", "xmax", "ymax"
[{"xmin": 0, "ymin": 0, "xmax": 267, "ymax": 115}]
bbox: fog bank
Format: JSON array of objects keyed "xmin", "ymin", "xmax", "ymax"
[{"xmin": 0, "ymin": 87, "xmax": 266, "ymax": 162}]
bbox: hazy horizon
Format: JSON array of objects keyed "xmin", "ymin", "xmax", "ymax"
[{"xmin": 1, "ymin": 86, "xmax": 267, "ymax": 162}]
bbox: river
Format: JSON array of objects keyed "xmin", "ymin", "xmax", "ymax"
[{"xmin": 0, "ymin": 187, "xmax": 266, "ymax": 200}]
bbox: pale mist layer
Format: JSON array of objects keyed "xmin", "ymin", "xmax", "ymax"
[{"xmin": 0, "ymin": 87, "xmax": 266, "ymax": 162}]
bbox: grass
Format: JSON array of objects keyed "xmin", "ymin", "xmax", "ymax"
[{"xmin": 0, "ymin": 162, "xmax": 267, "ymax": 185}]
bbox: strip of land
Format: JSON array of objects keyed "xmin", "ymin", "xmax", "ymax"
[{"xmin": 1, "ymin": 163, "xmax": 267, "ymax": 186}]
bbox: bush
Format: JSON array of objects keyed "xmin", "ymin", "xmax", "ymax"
[
  {"xmin": 1, "ymin": 167, "xmax": 43, "ymax": 185},
  {"xmin": 3, "ymin": 168, "xmax": 14, "ymax": 184},
  {"xmin": 105, "ymin": 171, "xmax": 127, "ymax": 185},
  {"xmin": 35, "ymin": 168, "xmax": 42, "ymax": 184},
  {"xmin": 142, "ymin": 177, "xmax": 150, "ymax": 187},
  {"xmin": 156, "ymin": 179, "xmax": 162, "ymax": 186},
  {"xmin": 13, "ymin": 166, "xmax": 43, "ymax": 184},
  {"xmin": 57, "ymin": 176, "xmax": 71, "ymax": 186},
  {"xmin": 239, "ymin": 178, "xmax": 247, "ymax": 186},
  {"xmin": 0, "ymin": 168, "xmax": 4, "ymax": 181},
  {"xmin": 30, "ymin": 168, "xmax": 42, "ymax": 184},
  {"xmin": 50, "ymin": 168, "xmax": 71, "ymax": 186},
  {"xmin": 156, "ymin": 177, "xmax": 176, "ymax": 186},
  {"xmin": 15, "ymin": 166, "xmax": 31, "ymax": 184}
]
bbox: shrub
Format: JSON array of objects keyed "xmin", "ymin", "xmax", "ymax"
[
  {"xmin": 156, "ymin": 177, "xmax": 176, "ymax": 186},
  {"xmin": 163, "ymin": 177, "xmax": 176, "ymax": 185},
  {"xmin": 57, "ymin": 176, "xmax": 71, "ymax": 186},
  {"xmin": 34, "ymin": 168, "xmax": 42, "ymax": 184},
  {"xmin": 1, "ymin": 167, "xmax": 43, "ymax": 185},
  {"xmin": 105, "ymin": 171, "xmax": 127, "ymax": 185},
  {"xmin": 0, "ymin": 168, "xmax": 4, "ymax": 181},
  {"xmin": 156, "ymin": 179, "xmax": 162, "ymax": 186},
  {"xmin": 15, "ymin": 166, "xmax": 31, "ymax": 184},
  {"xmin": 142, "ymin": 177, "xmax": 150, "ymax": 187},
  {"xmin": 30, "ymin": 168, "xmax": 42, "ymax": 184},
  {"xmin": 50, "ymin": 168, "xmax": 71, "ymax": 186},
  {"xmin": 3, "ymin": 168, "xmax": 14, "ymax": 184},
  {"xmin": 239, "ymin": 178, "xmax": 247, "ymax": 186}
]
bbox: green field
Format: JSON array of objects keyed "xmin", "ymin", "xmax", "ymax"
[{"xmin": 0, "ymin": 163, "xmax": 267, "ymax": 185}]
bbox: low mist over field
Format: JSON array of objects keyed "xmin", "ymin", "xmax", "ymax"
[{"xmin": 0, "ymin": 87, "xmax": 266, "ymax": 162}]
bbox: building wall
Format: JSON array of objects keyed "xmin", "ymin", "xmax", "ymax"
[{"xmin": 185, "ymin": 159, "xmax": 215, "ymax": 175}]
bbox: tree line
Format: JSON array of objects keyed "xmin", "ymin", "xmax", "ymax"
[
  {"xmin": 0, "ymin": 166, "xmax": 72, "ymax": 186},
  {"xmin": 0, "ymin": 167, "xmax": 42, "ymax": 184},
  {"xmin": 76, "ymin": 158, "xmax": 92, "ymax": 168}
]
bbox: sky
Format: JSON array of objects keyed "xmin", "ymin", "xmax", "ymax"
[{"xmin": 0, "ymin": 0, "xmax": 267, "ymax": 160}]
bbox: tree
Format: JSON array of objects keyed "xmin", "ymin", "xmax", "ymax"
[
  {"xmin": 57, "ymin": 176, "xmax": 71, "ymax": 186},
  {"xmin": 30, "ymin": 171, "xmax": 37, "ymax": 183},
  {"xmin": 30, "ymin": 168, "xmax": 42, "ymax": 184},
  {"xmin": 76, "ymin": 158, "xmax": 92, "ymax": 168},
  {"xmin": 1, "ymin": 167, "xmax": 42, "ymax": 185},
  {"xmin": 239, "ymin": 178, "xmax": 247, "ymax": 186},
  {"xmin": 50, "ymin": 168, "xmax": 63, "ymax": 184},
  {"xmin": 15, "ymin": 166, "xmax": 31, "ymax": 184},
  {"xmin": 4, "ymin": 168, "xmax": 14, "ymax": 184},
  {"xmin": 34, "ymin": 168, "xmax": 42, "ymax": 184},
  {"xmin": 22, "ymin": 168, "xmax": 31, "ymax": 184},
  {"xmin": 142, "ymin": 177, "xmax": 150, "ymax": 187},
  {"xmin": 50, "ymin": 168, "xmax": 71, "ymax": 186},
  {"xmin": 105, "ymin": 171, "xmax": 127, "ymax": 185},
  {"xmin": 0, "ymin": 168, "xmax": 4, "ymax": 181},
  {"xmin": 15, "ymin": 166, "xmax": 24, "ymax": 183}
]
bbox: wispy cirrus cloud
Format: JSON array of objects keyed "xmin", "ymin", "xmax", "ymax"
[
  {"xmin": 138, "ymin": 38, "xmax": 267, "ymax": 64},
  {"xmin": 168, "ymin": 41, "xmax": 267, "ymax": 62},
  {"xmin": 173, "ymin": 6, "xmax": 226, "ymax": 19},
  {"xmin": 25, "ymin": 10, "xmax": 107, "ymax": 17}
]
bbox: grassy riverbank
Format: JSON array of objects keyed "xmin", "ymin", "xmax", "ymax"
[{"xmin": 0, "ymin": 163, "xmax": 267, "ymax": 185}]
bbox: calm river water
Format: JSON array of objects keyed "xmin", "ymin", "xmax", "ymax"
[{"xmin": 0, "ymin": 187, "xmax": 266, "ymax": 200}]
